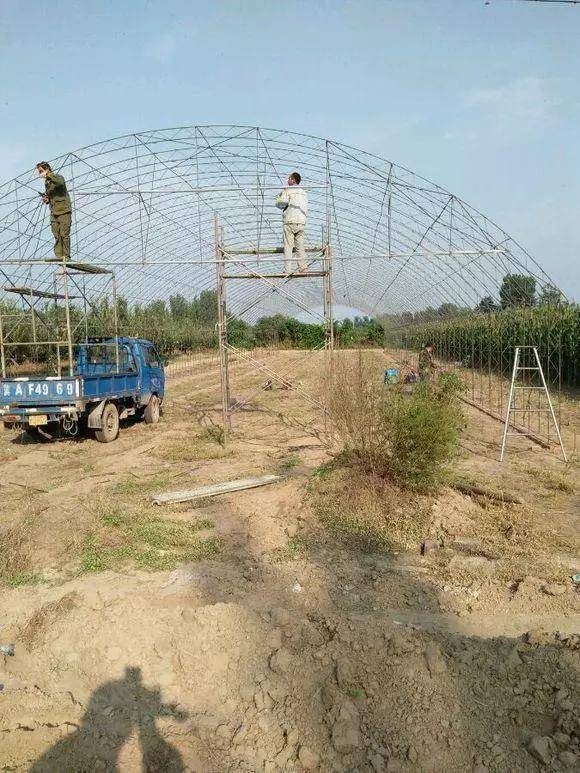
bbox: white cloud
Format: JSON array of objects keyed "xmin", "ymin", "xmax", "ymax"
[
  {"xmin": 145, "ymin": 32, "xmax": 177, "ymax": 64},
  {"xmin": 465, "ymin": 76, "xmax": 560, "ymax": 135}
]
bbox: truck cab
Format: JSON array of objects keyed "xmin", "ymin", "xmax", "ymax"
[{"xmin": 0, "ymin": 337, "xmax": 165, "ymax": 442}]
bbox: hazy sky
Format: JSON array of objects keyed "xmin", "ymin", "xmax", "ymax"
[{"xmin": 0, "ymin": 0, "xmax": 578, "ymax": 298}]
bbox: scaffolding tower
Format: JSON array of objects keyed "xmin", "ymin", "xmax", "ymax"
[
  {"xmin": 214, "ymin": 211, "xmax": 334, "ymax": 440},
  {"xmin": 0, "ymin": 259, "xmax": 118, "ymax": 379}
]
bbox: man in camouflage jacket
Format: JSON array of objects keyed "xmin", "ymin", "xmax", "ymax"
[
  {"xmin": 418, "ymin": 342, "xmax": 436, "ymax": 382},
  {"xmin": 37, "ymin": 161, "xmax": 72, "ymax": 260}
]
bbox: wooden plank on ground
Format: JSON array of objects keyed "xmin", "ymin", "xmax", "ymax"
[
  {"xmin": 451, "ymin": 481, "xmax": 524, "ymax": 505},
  {"xmin": 459, "ymin": 395, "xmax": 551, "ymax": 449},
  {"xmin": 151, "ymin": 474, "xmax": 282, "ymax": 505}
]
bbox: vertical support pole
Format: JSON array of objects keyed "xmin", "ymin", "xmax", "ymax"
[
  {"xmin": 112, "ymin": 274, "xmax": 120, "ymax": 373},
  {"xmin": 61, "ymin": 264, "xmax": 75, "ymax": 377},
  {"xmin": 82, "ymin": 276, "xmax": 89, "ymax": 343},
  {"xmin": 215, "ymin": 213, "xmax": 231, "ymax": 439},
  {"xmin": 323, "ymin": 243, "xmax": 334, "ymax": 354},
  {"xmin": 387, "ymin": 164, "xmax": 393, "ymax": 259},
  {"xmin": 534, "ymin": 347, "xmax": 567, "ymax": 462},
  {"xmin": 323, "ymin": 203, "xmax": 334, "ymax": 434},
  {"xmin": 500, "ymin": 347, "xmax": 520, "ymax": 462},
  {"xmin": 53, "ymin": 273, "xmax": 62, "ymax": 377},
  {"xmin": 29, "ymin": 291, "xmax": 37, "ymax": 372},
  {"xmin": 29, "ymin": 291, "xmax": 37, "ymax": 345},
  {"xmin": 0, "ymin": 306, "xmax": 6, "ymax": 378}
]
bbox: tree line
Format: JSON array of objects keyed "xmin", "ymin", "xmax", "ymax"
[{"xmin": 0, "ymin": 273, "xmax": 575, "ymax": 372}]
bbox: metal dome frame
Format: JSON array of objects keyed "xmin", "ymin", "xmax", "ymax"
[{"xmin": 0, "ymin": 125, "xmax": 570, "ymax": 451}]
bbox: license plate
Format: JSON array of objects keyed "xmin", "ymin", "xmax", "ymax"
[{"xmin": 28, "ymin": 414, "xmax": 48, "ymax": 427}]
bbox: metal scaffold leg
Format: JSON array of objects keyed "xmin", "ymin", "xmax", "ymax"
[
  {"xmin": 215, "ymin": 213, "xmax": 232, "ymax": 443},
  {"xmin": 214, "ymin": 212, "xmax": 334, "ymax": 440}
]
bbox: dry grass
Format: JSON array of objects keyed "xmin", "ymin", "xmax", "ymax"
[
  {"xmin": 0, "ymin": 493, "xmax": 45, "ymax": 587},
  {"xmin": 430, "ymin": 486, "xmax": 579, "ymax": 582},
  {"xmin": 524, "ymin": 465, "xmax": 576, "ymax": 494},
  {"xmin": 18, "ymin": 592, "xmax": 80, "ymax": 649},
  {"xmin": 309, "ymin": 464, "xmax": 430, "ymax": 553},
  {"xmin": 79, "ymin": 498, "xmax": 220, "ymax": 574},
  {"xmin": 156, "ymin": 430, "xmax": 232, "ymax": 464},
  {"xmin": 0, "ymin": 518, "xmax": 38, "ymax": 587}
]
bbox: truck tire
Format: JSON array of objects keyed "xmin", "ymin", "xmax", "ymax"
[
  {"xmin": 26, "ymin": 426, "xmax": 50, "ymax": 441},
  {"xmin": 95, "ymin": 403, "xmax": 119, "ymax": 443},
  {"xmin": 144, "ymin": 395, "xmax": 160, "ymax": 424}
]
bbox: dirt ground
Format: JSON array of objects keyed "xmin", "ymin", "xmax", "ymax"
[{"xmin": 0, "ymin": 350, "xmax": 579, "ymax": 773}]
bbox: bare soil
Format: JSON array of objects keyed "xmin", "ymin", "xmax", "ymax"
[{"xmin": 0, "ymin": 350, "xmax": 578, "ymax": 772}]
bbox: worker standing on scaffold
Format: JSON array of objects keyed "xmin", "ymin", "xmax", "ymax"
[
  {"xmin": 37, "ymin": 161, "xmax": 72, "ymax": 261},
  {"xmin": 275, "ymin": 171, "xmax": 308, "ymax": 274}
]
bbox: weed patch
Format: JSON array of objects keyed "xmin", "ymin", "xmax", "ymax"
[
  {"xmin": 157, "ymin": 434, "xmax": 231, "ymax": 463},
  {"xmin": 269, "ymin": 535, "xmax": 309, "ymax": 562},
  {"xmin": 309, "ymin": 466, "xmax": 429, "ymax": 553},
  {"xmin": 80, "ymin": 502, "xmax": 220, "ymax": 574},
  {"xmin": 109, "ymin": 473, "xmax": 175, "ymax": 497},
  {"xmin": 534, "ymin": 468, "xmax": 574, "ymax": 494},
  {"xmin": 0, "ymin": 514, "xmax": 40, "ymax": 588},
  {"xmin": 279, "ymin": 454, "xmax": 301, "ymax": 470}
]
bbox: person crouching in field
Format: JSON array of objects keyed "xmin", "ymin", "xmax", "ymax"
[
  {"xmin": 37, "ymin": 161, "xmax": 72, "ymax": 261},
  {"xmin": 418, "ymin": 342, "xmax": 437, "ymax": 383}
]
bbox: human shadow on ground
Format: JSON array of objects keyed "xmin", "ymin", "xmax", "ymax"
[{"xmin": 30, "ymin": 666, "xmax": 187, "ymax": 773}]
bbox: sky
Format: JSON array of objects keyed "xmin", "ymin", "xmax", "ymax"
[{"xmin": 0, "ymin": 0, "xmax": 579, "ymax": 299}]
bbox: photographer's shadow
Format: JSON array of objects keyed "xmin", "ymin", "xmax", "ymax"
[{"xmin": 31, "ymin": 666, "xmax": 186, "ymax": 773}]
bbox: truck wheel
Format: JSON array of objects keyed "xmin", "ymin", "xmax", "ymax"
[
  {"xmin": 144, "ymin": 395, "xmax": 160, "ymax": 424},
  {"xmin": 95, "ymin": 403, "xmax": 119, "ymax": 443}
]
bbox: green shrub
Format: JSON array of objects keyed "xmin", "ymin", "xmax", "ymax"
[
  {"xmin": 384, "ymin": 377, "xmax": 464, "ymax": 491},
  {"xmin": 330, "ymin": 355, "xmax": 464, "ymax": 492}
]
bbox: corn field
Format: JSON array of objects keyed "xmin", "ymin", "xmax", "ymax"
[
  {"xmin": 401, "ymin": 305, "xmax": 579, "ymax": 387},
  {"xmin": 393, "ymin": 304, "xmax": 580, "ymax": 452}
]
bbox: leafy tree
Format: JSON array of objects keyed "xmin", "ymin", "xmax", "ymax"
[
  {"xmin": 476, "ymin": 296, "xmax": 499, "ymax": 314},
  {"xmin": 191, "ymin": 290, "xmax": 218, "ymax": 326},
  {"xmin": 499, "ymin": 274, "xmax": 536, "ymax": 309},
  {"xmin": 169, "ymin": 294, "xmax": 189, "ymax": 320},
  {"xmin": 437, "ymin": 303, "xmax": 460, "ymax": 317},
  {"xmin": 539, "ymin": 284, "xmax": 564, "ymax": 307}
]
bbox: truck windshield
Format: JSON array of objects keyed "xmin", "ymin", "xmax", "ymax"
[
  {"xmin": 143, "ymin": 345, "xmax": 162, "ymax": 368},
  {"xmin": 81, "ymin": 344, "xmax": 136, "ymax": 372}
]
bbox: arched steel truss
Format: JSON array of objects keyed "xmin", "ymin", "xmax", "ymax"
[{"xmin": 0, "ymin": 125, "xmax": 559, "ymax": 323}]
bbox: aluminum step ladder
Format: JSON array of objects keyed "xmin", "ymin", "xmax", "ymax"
[{"xmin": 500, "ymin": 346, "xmax": 567, "ymax": 462}]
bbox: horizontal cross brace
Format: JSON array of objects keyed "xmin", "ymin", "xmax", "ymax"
[
  {"xmin": 222, "ymin": 246, "xmax": 325, "ymax": 256},
  {"xmin": 506, "ymin": 432, "xmax": 552, "ymax": 438},
  {"xmin": 508, "ymin": 409, "xmax": 551, "ymax": 413},
  {"xmin": 73, "ymin": 185, "xmax": 328, "ymax": 195},
  {"xmin": 2, "ymin": 340, "xmax": 69, "ymax": 347},
  {"xmin": 0, "ymin": 248, "xmax": 506, "ymax": 267},
  {"xmin": 223, "ymin": 271, "xmax": 328, "ymax": 280}
]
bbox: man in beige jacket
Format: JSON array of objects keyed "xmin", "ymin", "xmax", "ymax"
[{"xmin": 275, "ymin": 172, "xmax": 308, "ymax": 274}]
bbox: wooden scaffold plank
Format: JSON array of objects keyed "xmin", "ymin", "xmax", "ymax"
[{"xmin": 151, "ymin": 474, "xmax": 282, "ymax": 505}]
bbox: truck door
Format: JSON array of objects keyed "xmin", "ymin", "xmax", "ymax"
[{"xmin": 140, "ymin": 343, "xmax": 165, "ymax": 403}]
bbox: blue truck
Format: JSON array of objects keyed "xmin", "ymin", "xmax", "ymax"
[{"xmin": 0, "ymin": 337, "xmax": 165, "ymax": 442}]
